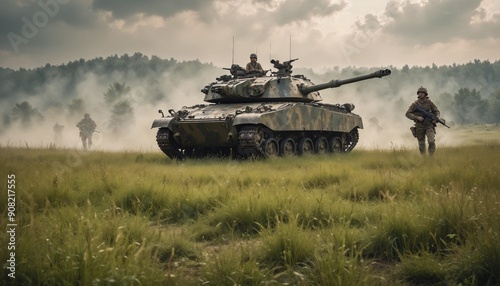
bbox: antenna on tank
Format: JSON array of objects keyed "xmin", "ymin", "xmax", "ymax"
[
  {"xmin": 232, "ymin": 36, "xmax": 234, "ymax": 65},
  {"xmin": 269, "ymin": 41, "xmax": 272, "ymax": 62},
  {"xmin": 289, "ymin": 34, "xmax": 292, "ymax": 60}
]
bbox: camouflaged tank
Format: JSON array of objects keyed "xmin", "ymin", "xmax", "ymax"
[{"xmin": 152, "ymin": 58, "xmax": 391, "ymax": 159}]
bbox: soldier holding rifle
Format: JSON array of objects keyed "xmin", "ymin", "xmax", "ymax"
[
  {"xmin": 76, "ymin": 113, "xmax": 97, "ymax": 150},
  {"xmin": 406, "ymin": 86, "xmax": 447, "ymax": 155}
]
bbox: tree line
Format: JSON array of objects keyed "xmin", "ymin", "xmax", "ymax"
[{"xmin": 1, "ymin": 53, "xmax": 499, "ymax": 135}]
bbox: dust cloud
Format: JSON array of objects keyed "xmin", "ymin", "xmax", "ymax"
[
  {"xmin": 0, "ymin": 66, "xmax": 220, "ymax": 152},
  {"xmin": 309, "ymin": 71, "xmax": 460, "ymax": 151},
  {"xmin": 0, "ymin": 63, "xmax": 464, "ymax": 153}
]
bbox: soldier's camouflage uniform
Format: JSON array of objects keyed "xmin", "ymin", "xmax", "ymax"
[
  {"xmin": 246, "ymin": 53, "xmax": 264, "ymax": 75},
  {"xmin": 246, "ymin": 61, "xmax": 264, "ymax": 74},
  {"xmin": 406, "ymin": 98, "xmax": 440, "ymax": 155},
  {"xmin": 77, "ymin": 115, "xmax": 97, "ymax": 150}
]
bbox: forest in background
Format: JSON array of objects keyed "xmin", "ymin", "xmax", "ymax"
[
  {"xmin": 0, "ymin": 53, "xmax": 219, "ymax": 134},
  {"xmin": 1, "ymin": 53, "xmax": 499, "ymax": 149}
]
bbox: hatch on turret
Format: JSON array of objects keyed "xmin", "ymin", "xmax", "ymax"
[
  {"xmin": 201, "ymin": 58, "xmax": 390, "ymax": 104},
  {"xmin": 153, "ymin": 56, "xmax": 392, "ymax": 160},
  {"xmin": 203, "ymin": 75, "xmax": 322, "ymax": 103}
]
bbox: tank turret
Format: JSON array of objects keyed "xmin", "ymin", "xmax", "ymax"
[
  {"xmin": 153, "ymin": 57, "xmax": 392, "ymax": 160},
  {"xmin": 202, "ymin": 59, "xmax": 390, "ymax": 104}
]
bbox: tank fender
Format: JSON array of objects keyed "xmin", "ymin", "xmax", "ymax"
[
  {"xmin": 232, "ymin": 105, "xmax": 362, "ymax": 132},
  {"xmin": 151, "ymin": 117, "xmax": 175, "ymax": 129},
  {"xmin": 232, "ymin": 113, "xmax": 264, "ymax": 126}
]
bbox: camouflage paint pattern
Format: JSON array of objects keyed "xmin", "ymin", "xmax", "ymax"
[
  {"xmin": 151, "ymin": 101, "xmax": 361, "ymax": 147},
  {"xmin": 204, "ymin": 76, "xmax": 322, "ymax": 103},
  {"xmin": 152, "ymin": 62, "xmax": 390, "ymax": 154}
]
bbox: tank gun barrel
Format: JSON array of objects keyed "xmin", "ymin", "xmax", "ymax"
[{"xmin": 299, "ymin": 69, "xmax": 391, "ymax": 95}]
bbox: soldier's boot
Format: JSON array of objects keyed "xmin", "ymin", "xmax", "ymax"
[
  {"xmin": 418, "ymin": 141, "xmax": 426, "ymax": 155},
  {"xmin": 428, "ymin": 142, "xmax": 436, "ymax": 156}
]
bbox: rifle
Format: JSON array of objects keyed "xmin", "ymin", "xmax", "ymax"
[{"xmin": 413, "ymin": 104, "xmax": 450, "ymax": 128}]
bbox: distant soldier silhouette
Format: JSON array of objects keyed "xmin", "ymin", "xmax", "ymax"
[
  {"xmin": 76, "ymin": 113, "xmax": 97, "ymax": 150},
  {"xmin": 53, "ymin": 122, "xmax": 64, "ymax": 144}
]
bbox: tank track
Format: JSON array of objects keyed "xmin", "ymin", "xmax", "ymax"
[
  {"xmin": 344, "ymin": 128, "xmax": 359, "ymax": 152},
  {"xmin": 157, "ymin": 126, "xmax": 359, "ymax": 160},
  {"xmin": 237, "ymin": 126, "xmax": 266, "ymax": 157},
  {"xmin": 156, "ymin": 128, "xmax": 185, "ymax": 160},
  {"xmin": 237, "ymin": 126, "xmax": 360, "ymax": 157}
]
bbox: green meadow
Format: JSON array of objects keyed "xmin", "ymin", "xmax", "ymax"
[{"xmin": 1, "ymin": 125, "xmax": 500, "ymax": 285}]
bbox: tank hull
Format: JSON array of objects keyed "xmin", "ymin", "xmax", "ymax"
[
  {"xmin": 152, "ymin": 102, "xmax": 362, "ymax": 159},
  {"xmin": 152, "ymin": 62, "xmax": 390, "ymax": 159}
]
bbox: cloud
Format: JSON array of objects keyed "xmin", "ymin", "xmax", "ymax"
[
  {"xmin": 269, "ymin": 0, "xmax": 347, "ymax": 26},
  {"xmin": 0, "ymin": 0, "xmax": 499, "ymax": 70},
  {"xmin": 327, "ymin": 0, "xmax": 500, "ymax": 68},
  {"xmin": 91, "ymin": 0, "xmax": 211, "ymax": 20},
  {"xmin": 0, "ymin": 0, "xmax": 101, "ymax": 52},
  {"xmin": 91, "ymin": 0, "xmax": 347, "ymax": 26},
  {"xmin": 354, "ymin": 13, "xmax": 382, "ymax": 34},
  {"xmin": 0, "ymin": 0, "xmax": 99, "ymax": 33},
  {"xmin": 382, "ymin": 0, "xmax": 500, "ymax": 44}
]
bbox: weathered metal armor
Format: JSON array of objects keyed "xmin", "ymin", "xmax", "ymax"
[{"xmin": 152, "ymin": 58, "xmax": 391, "ymax": 159}]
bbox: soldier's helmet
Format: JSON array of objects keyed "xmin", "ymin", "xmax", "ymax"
[
  {"xmin": 84, "ymin": 113, "xmax": 90, "ymax": 117},
  {"xmin": 250, "ymin": 53, "xmax": 257, "ymax": 59},
  {"xmin": 417, "ymin": 86, "xmax": 428, "ymax": 95}
]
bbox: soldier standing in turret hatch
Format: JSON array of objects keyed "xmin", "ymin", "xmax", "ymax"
[
  {"xmin": 246, "ymin": 53, "xmax": 264, "ymax": 75},
  {"xmin": 76, "ymin": 113, "xmax": 97, "ymax": 150},
  {"xmin": 406, "ymin": 86, "xmax": 441, "ymax": 155}
]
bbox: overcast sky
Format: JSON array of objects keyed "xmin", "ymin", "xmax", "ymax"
[{"xmin": 1, "ymin": 0, "xmax": 500, "ymax": 71}]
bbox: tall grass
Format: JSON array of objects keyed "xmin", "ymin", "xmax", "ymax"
[{"xmin": 1, "ymin": 140, "xmax": 500, "ymax": 284}]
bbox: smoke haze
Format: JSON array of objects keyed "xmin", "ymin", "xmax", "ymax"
[
  {"xmin": 0, "ymin": 58, "xmax": 221, "ymax": 152},
  {"xmin": 1, "ymin": 56, "xmax": 499, "ymax": 153},
  {"xmin": 1, "ymin": 0, "xmax": 500, "ymax": 152}
]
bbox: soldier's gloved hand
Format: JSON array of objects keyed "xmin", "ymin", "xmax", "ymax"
[
  {"xmin": 417, "ymin": 116, "xmax": 424, "ymax": 122},
  {"xmin": 431, "ymin": 119, "xmax": 437, "ymax": 124}
]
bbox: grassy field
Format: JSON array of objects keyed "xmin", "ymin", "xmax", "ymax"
[{"xmin": 1, "ymin": 125, "xmax": 500, "ymax": 285}]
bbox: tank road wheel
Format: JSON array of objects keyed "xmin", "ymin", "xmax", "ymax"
[
  {"xmin": 314, "ymin": 137, "xmax": 329, "ymax": 154},
  {"xmin": 298, "ymin": 138, "xmax": 314, "ymax": 155},
  {"xmin": 156, "ymin": 128, "xmax": 185, "ymax": 160},
  {"xmin": 262, "ymin": 138, "xmax": 279, "ymax": 158},
  {"xmin": 330, "ymin": 137, "xmax": 343, "ymax": 154},
  {"xmin": 279, "ymin": 138, "xmax": 296, "ymax": 156}
]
